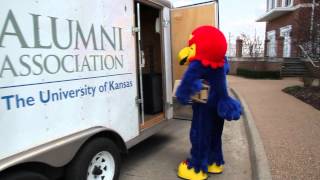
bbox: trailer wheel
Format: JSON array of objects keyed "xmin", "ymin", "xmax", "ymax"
[
  {"xmin": 66, "ymin": 138, "xmax": 121, "ymax": 180},
  {"xmin": 0, "ymin": 171, "xmax": 49, "ymax": 180}
]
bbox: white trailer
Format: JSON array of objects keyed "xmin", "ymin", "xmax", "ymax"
[
  {"xmin": 0, "ymin": 0, "xmax": 173, "ymax": 179},
  {"xmin": 0, "ymin": 0, "xmax": 219, "ymax": 179}
]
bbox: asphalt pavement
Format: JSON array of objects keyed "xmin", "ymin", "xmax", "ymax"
[{"xmin": 120, "ymin": 103, "xmax": 253, "ymax": 180}]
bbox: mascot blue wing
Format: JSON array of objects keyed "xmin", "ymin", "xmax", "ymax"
[
  {"xmin": 176, "ymin": 61, "xmax": 204, "ymax": 105},
  {"xmin": 211, "ymin": 67, "xmax": 243, "ymax": 121}
]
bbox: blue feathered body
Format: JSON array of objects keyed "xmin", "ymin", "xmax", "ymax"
[
  {"xmin": 176, "ymin": 60, "xmax": 241, "ymax": 121},
  {"xmin": 175, "ymin": 59, "xmax": 242, "ymax": 172}
]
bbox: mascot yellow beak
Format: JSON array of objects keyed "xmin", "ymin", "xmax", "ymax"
[{"xmin": 178, "ymin": 44, "xmax": 196, "ymax": 65}]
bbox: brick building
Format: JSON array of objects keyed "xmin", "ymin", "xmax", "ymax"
[{"xmin": 257, "ymin": 0, "xmax": 320, "ymax": 58}]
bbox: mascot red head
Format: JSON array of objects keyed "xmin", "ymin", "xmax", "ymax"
[{"xmin": 178, "ymin": 26, "xmax": 227, "ymax": 69}]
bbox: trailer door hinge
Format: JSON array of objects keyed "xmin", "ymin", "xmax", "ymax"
[
  {"xmin": 162, "ymin": 20, "xmax": 170, "ymax": 28},
  {"xmin": 166, "ymin": 102, "xmax": 173, "ymax": 108},
  {"xmin": 136, "ymin": 97, "xmax": 142, "ymax": 104},
  {"xmin": 132, "ymin": 27, "xmax": 140, "ymax": 33}
]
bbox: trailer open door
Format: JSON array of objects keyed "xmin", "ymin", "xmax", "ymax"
[
  {"xmin": 171, "ymin": 1, "xmax": 218, "ymax": 81},
  {"xmin": 134, "ymin": 1, "xmax": 173, "ymax": 131},
  {"xmin": 162, "ymin": 5, "xmax": 173, "ymax": 120}
]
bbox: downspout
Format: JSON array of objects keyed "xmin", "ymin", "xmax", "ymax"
[
  {"xmin": 216, "ymin": 0, "xmax": 220, "ymax": 28},
  {"xmin": 310, "ymin": 0, "xmax": 315, "ymax": 42}
]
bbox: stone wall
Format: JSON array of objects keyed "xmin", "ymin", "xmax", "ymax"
[{"xmin": 228, "ymin": 57, "xmax": 283, "ymax": 75}]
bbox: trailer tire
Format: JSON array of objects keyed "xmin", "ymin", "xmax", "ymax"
[
  {"xmin": 0, "ymin": 171, "xmax": 49, "ymax": 180},
  {"xmin": 66, "ymin": 137, "xmax": 121, "ymax": 180}
]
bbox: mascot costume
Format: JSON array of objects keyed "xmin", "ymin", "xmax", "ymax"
[{"xmin": 175, "ymin": 26, "xmax": 242, "ymax": 180}]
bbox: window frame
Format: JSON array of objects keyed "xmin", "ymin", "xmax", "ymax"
[{"xmin": 282, "ymin": 0, "xmax": 293, "ymax": 7}]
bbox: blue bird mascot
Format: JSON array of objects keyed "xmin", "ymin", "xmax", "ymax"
[{"xmin": 175, "ymin": 26, "xmax": 242, "ymax": 180}]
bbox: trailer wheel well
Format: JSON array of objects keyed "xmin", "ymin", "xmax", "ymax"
[
  {"xmin": 85, "ymin": 130, "xmax": 128, "ymax": 154},
  {"xmin": 0, "ymin": 130, "xmax": 127, "ymax": 179}
]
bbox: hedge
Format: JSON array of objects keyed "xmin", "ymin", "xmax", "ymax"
[{"xmin": 236, "ymin": 68, "xmax": 281, "ymax": 79}]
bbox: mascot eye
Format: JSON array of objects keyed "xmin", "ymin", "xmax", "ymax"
[{"xmin": 189, "ymin": 34, "xmax": 194, "ymax": 40}]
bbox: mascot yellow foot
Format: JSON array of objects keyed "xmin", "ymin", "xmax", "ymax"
[
  {"xmin": 177, "ymin": 161, "xmax": 208, "ymax": 180},
  {"xmin": 207, "ymin": 163, "xmax": 224, "ymax": 174}
]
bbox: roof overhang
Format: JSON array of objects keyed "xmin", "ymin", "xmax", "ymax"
[
  {"xmin": 149, "ymin": 0, "xmax": 172, "ymax": 8},
  {"xmin": 256, "ymin": 7, "xmax": 296, "ymax": 22},
  {"xmin": 173, "ymin": 0, "xmax": 215, "ymax": 8}
]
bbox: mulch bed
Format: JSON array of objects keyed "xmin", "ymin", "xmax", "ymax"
[{"xmin": 283, "ymin": 85, "xmax": 320, "ymax": 110}]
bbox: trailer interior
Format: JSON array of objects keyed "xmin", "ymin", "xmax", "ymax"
[{"xmin": 135, "ymin": 2, "xmax": 165, "ymax": 130}]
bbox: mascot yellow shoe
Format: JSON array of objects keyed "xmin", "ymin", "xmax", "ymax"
[
  {"xmin": 177, "ymin": 160, "xmax": 208, "ymax": 180},
  {"xmin": 207, "ymin": 163, "xmax": 224, "ymax": 174}
]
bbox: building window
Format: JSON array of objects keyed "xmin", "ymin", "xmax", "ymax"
[
  {"xmin": 267, "ymin": 0, "xmax": 277, "ymax": 11},
  {"xmin": 267, "ymin": 0, "xmax": 293, "ymax": 10},
  {"xmin": 282, "ymin": 0, "xmax": 292, "ymax": 7},
  {"xmin": 280, "ymin": 25, "xmax": 292, "ymax": 57},
  {"xmin": 267, "ymin": 30, "xmax": 277, "ymax": 57}
]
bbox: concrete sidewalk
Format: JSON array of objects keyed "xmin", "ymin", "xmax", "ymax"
[
  {"xmin": 120, "ymin": 105, "xmax": 252, "ymax": 180},
  {"xmin": 228, "ymin": 76, "xmax": 320, "ymax": 180}
]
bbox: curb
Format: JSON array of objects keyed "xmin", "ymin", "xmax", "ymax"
[{"xmin": 230, "ymin": 88, "xmax": 272, "ymax": 180}]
